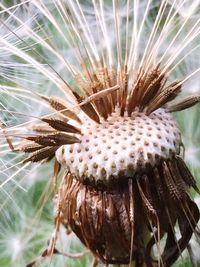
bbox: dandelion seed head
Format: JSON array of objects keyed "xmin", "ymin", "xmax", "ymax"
[{"xmin": 1, "ymin": 0, "xmax": 200, "ymax": 266}]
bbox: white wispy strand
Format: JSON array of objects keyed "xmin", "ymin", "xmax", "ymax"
[
  {"xmin": 0, "ymin": 2, "xmax": 77, "ymax": 77},
  {"xmin": 99, "ymin": 0, "xmax": 113, "ymax": 66},
  {"xmin": 0, "ymin": 1, "xmax": 200, "ymax": 266}
]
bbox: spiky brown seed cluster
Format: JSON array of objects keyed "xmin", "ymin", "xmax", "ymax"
[{"xmin": 20, "ymin": 66, "xmax": 200, "ymax": 266}]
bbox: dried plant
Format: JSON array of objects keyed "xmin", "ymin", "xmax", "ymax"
[{"xmin": 0, "ymin": 1, "xmax": 200, "ymax": 267}]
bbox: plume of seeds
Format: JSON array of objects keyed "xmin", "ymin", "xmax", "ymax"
[{"xmin": 1, "ymin": 1, "xmax": 200, "ymax": 267}]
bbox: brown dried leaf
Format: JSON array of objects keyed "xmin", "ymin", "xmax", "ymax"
[
  {"xmin": 41, "ymin": 118, "xmax": 81, "ymax": 134},
  {"xmin": 19, "ymin": 142, "xmax": 44, "ymax": 153},
  {"xmin": 147, "ymin": 81, "xmax": 182, "ymax": 114},
  {"xmin": 23, "ymin": 146, "xmax": 58, "ymax": 163},
  {"xmin": 27, "ymin": 132, "xmax": 80, "ymax": 146},
  {"xmin": 162, "ymin": 161, "xmax": 181, "ymax": 200},
  {"xmin": 167, "ymin": 95, "xmax": 200, "ymax": 112},
  {"xmin": 73, "ymin": 91, "xmax": 100, "ymax": 123},
  {"xmin": 41, "ymin": 95, "xmax": 81, "ymax": 123},
  {"xmin": 176, "ymin": 156, "xmax": 200, "ymax": 194}
]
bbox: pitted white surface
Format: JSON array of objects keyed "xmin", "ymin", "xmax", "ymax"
[{"xmin": 56, "ymin": 108, "xmax": 181, "ymax": 182}]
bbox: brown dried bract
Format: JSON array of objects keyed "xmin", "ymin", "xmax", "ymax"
[{"xmin": 57, "ymin": 156, "xmax": 199, "ymax": 266}]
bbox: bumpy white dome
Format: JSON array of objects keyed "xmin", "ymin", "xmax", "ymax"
[{"xmin": 56, "ymin": 108, "xmax": 181, "ymax": 183}]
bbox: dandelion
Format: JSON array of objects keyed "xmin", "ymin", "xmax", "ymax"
[{"xmin": 0, "ymin": 1, "xmax": 200, "ymax": 267}]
